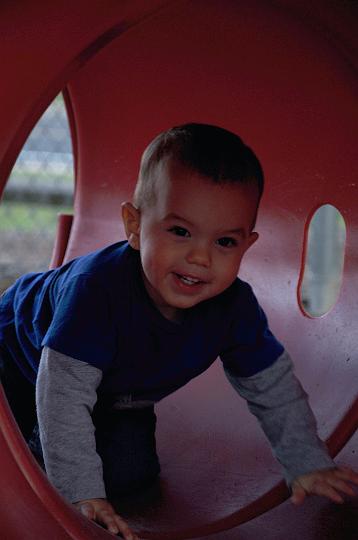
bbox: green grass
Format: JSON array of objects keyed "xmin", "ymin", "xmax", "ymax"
[{"xmin": 0, "ymin": 201, "xmax": 72, "ymax": 232}]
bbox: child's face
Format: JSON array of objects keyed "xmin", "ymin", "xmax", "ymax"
[{"xmin": 123, "ymin": 159, "xmax": 259, "ymax": 321}]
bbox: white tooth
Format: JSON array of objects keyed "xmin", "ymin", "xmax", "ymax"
[{"xmin": 181, "ymin": 275, "xmax": 199, "ymax": 285}]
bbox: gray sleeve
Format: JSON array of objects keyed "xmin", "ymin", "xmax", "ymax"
[
  {"xmin": 224, "ymin": 350, "xmax": 335, "ymax": 486},
  {"xmin": 36, "ymin": 346, "xmax": 106, "ymax": 502}
]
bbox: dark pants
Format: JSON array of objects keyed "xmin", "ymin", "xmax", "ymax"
[
  {"xmin": 0, "ymin": 348, "xmax": 160, "ymax": 497},
  {"xmin": 94, "ymin": 405, "xmax": 160, "ymax": 497},
  {"xmin": 0, "ymin": 348, "xmax": 38, "ymax": 441}
]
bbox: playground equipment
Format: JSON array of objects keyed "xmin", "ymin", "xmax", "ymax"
[{"xmin": 0, "ymin": 1, "xmax": 357, "ymax": 538}]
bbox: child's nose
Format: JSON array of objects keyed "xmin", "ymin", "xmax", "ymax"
[{"xmin": 186, "ymin": 243, "xmax": 211, "ymax": 268}]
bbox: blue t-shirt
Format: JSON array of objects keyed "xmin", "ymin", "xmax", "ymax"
[{"xmin": 0, "ymin": 241, "xmax": 284, "ymax": 403}]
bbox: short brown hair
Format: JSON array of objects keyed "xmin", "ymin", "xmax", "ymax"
[{"xmin": 134, "ymin": 123, "xmax": 264, "ymax": 208}]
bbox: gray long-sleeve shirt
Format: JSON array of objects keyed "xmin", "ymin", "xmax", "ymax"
[
  {"xmin": 36, "ymin": 347, "xmax": 334, "ymax": 502},
  {"xmin": 36, "ymin": 347, "xmax": 106, "ymax": 501}
]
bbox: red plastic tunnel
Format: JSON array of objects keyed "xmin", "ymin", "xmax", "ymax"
[{"xmin": 0, "ymin": 1, "xmax": 357, "ymax": 539}]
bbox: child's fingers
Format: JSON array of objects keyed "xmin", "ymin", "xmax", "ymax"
[
  {"xmin": 291, "ymin": 481, "xmax": 344, "ymax": 505},
  {"xmin": 96, "ymin": 508, "xmax": 120, "ymax": 533},
  {"xmin": 309, "ymin": 480, "xmax": 344, "ymax": 504},
  {"xmin": 113, "ymin": 514, "xmax": 140, "ymax": 540},
  {"xmin": 325, "ymin": 475, "xmax": 357, "ymax": 498},
  {"xmin": 96, "ymin": 509, "xmax": 139, "ymax": 539},
  {"xmin": 334, "ymin": 466, "xmax": 358, "ymax": 486},
  {"xmin": 78, "ymin": 502, "xmax": 96, "ymax": 520},
  {"xmin": 291, "ymin": 466, "xmax": 358, "ymax": 506},
  {"xmin": 290, "ymin": 483, "xmax": 307, "ymax": 506},
  {"xmin": 75, "ymin": 500, "xmax": 138, "ymax": 539},
  {"xmin": 311, "ymin": 468, "xmax": 358, "ymax": 500}
]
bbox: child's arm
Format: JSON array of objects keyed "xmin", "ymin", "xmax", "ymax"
[
  {"xmin": 36, "ymin": 347, "xmax": 138, "ymax": 539},
  {"xmin": 224, "ymin": 351, "xmax": 358, "ymax": 503}
]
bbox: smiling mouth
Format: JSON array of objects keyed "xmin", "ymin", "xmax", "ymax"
[{"xmin": 174, "ymin": 273, "xmax": 205, "ymax": 286}]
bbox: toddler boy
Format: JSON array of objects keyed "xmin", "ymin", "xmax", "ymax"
[{"xmin": 0, "ymin": 123, "xmax": 357, "ymax": 540}]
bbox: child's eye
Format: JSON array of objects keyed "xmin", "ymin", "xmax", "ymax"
[
  {"xmin": 168, "ymin": 226, "xmax": 190, "ymax": 237},
  {"xmin": 216, "ymin": 237, "xmax": 237, "ymax": 248}
]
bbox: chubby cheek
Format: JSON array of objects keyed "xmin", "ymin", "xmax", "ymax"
[
  {"xmin": 139, "ymin": 236, "xmax": 170, "ymax": 284},
  {"xmin": 140, "ymin": 246, "xmax": 157, "ymax": 285},
  {"xmin": 214, "ymin": 255, "xmax": 243, "ymax": 290}
]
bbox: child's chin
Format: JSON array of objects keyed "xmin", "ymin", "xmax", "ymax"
[{"xmin": 172, "ymin": 297, "xmax": 207, "ymax": 310}]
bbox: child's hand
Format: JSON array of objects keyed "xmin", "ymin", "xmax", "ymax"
[
  {"xmin": 74, "ymin": 498, "xmax": 139, "ymax": 539},
  {"xmin": 291, "ymin": 466, "xmax": 358, "ymax": 505}
]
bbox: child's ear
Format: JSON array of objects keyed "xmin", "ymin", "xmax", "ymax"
[
  {"xmin": 245, "ymin": 231, "xmax": 259, "ymax": 251},
  {"xmin": 121, "ymin": 202, "xmax": 140, "ymax": 250}
]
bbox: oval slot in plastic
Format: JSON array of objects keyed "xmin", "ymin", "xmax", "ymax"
[{"xmin": 299, "ymin": 204, "xmax": 346, "ymax": 317}]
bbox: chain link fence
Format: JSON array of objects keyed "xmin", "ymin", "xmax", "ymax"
[{"xmin": 0, "ymin": 94, "xmax": 74, "ymax": 293}]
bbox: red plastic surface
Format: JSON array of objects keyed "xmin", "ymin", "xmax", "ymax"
[{"xmin": 0, "ymin": 1, "xmax": 357, "ymax": 538}]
